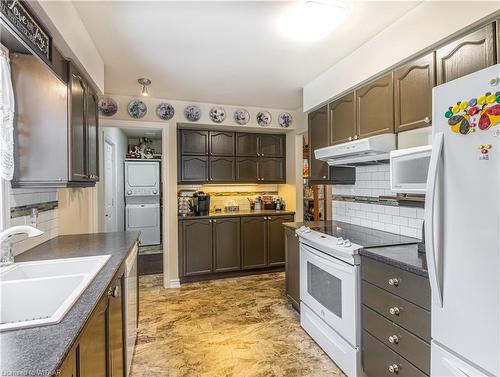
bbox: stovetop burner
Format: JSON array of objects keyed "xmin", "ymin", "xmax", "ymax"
[{"xmin": 307, "ymin": 221, "xmax": 419, "ymax": 249}]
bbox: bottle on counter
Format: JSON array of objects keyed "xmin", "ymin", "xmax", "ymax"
[{"xmin": 254, "ymin": 196, "xmax": 262, "ymax": 210}]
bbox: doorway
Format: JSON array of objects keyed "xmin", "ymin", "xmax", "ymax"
[{"xmin": 99, "ymin": 125, "xmax": 164, "ymax": 275}]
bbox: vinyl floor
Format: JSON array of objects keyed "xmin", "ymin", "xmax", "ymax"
[{"xmin": 130, "ymin": 272, "xmax": 344, "ymax": 377}]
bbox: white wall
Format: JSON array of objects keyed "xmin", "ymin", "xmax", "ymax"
[
  {"xmin": 29, "ymin": 1, "xmax": 105, "ymax": 92},
  {"xmin": 303, "ymin": 2, "xmax": 500, "ymax": 111},
  {"xmin": 97, "ymin": 127, "xmax": 128, "ymax": 232}
]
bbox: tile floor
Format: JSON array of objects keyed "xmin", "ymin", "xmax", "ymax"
[{"xmin": 130, "ymin": 272, "xmax": 343, "ymax": 377}]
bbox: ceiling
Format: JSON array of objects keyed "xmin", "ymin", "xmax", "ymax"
[
  {"xmin": 73, "ymin": 1, "xmax": 422, "ymax": 110},
  {"xmin": 121, "ymin": 127, "xmax": 162, "ymax": 139}
]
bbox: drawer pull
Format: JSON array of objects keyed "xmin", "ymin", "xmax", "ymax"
[
  {"xmin": 388, "ymin": 364, "xmax": 399, "ymax": 374},
  {"xmin": 388, "ymin": 335, "xmax": 399, "ymax": 344},
  {"xmin": 389, "ymin": 307, "xmax": 401, "ymax": 316},
  {"xmin": 388, "ymin": 278, "xmax": 400, "ymax": 286}
]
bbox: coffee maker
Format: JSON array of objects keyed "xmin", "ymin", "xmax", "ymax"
[{"xmin": 191, "ymin": 191, "xmax": 210, "ymax": 216}]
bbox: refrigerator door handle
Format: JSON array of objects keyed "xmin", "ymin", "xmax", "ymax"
[{"xmin": 425, "ymin": 132, "xmax": 444, "ymax": 307}]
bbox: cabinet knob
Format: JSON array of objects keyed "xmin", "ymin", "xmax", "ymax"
[
  {"xmin": 348, "ymin": 136, "xmax": 353, "ymax": 141},
  {"xmin": 389, "ymin": 307, "xmax": 400, "ymax": 316},
  {"xmin": 388, "ymin": 335, "xmax": 399, "ymax": 344},
  {"xmin": 209, "ymin": 219, "xmax": 212, "ymax": 223},
  {"xmin": 261, "ymin": 178, "xmax": 264, "ymax": 181},
  {"xmin": 127, "ymin": 190, "xmax": 132, "ymax": 195},
  {"xmin": 424, "ymin": 116, "xmax": 432, "ymax": 124},
  {"xmin": 388, "ymin": 278, "xmax": 400, "ymax": 286},
  {"xmin": 213, "ymin": 219, "xmax": 217, "ymax": 223},
  {"xmin": 322, "ymin": 176, "xmax": 327, "ymax": 179},
  {"xmin": 353, "ymin": 135, "xmax": 358, "ymax": 140},
  {"xmin": 261, "ymin": 153, "xmax": 265, "ymax": 156},
  {"xmin": 388, "ymin": 364, "xmax": 399, "ymax": 374}
]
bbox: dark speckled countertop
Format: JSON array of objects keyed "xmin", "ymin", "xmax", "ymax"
[
  {"xmin": 360, "ymin": 244, "xmax": 428, "ymax": 277},
  {"xmin": 179, "ymin": 209, "xmax": 295, "ymax": 220},
  {"xmin": 0, "ymin": 231, "xmax": 139, "ymax": 375}
]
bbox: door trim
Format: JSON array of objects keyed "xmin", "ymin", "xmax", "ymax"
[{"xmin": 104, "ymin": 137, "xmax": 118, "ymax": 232}]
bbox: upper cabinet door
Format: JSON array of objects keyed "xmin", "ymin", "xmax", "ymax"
[
  {"xmin": 209, "ymin": 157, "xmax": 235, "ymax": 182},
  {"xmin": 179, "ymin": 156, "xmax": 208, "ymax": 182},
  {"xmin": 259, "ymin": 158, "xmax": 284, "ymax": 182},
  {"xmin": 308, "ymin": 105, "xmax": 330, "ymax": 182},
  {"xmin": 180, "ymin": 130, "xmax": 209, "ymax": 155},
  {"xmin": 329, "ymin": 92, "xmax": 356, "ymax": 145},
  {"xmin": 86, "ymin": 90, "xmax": 99, "ymax": 181},
  {"xmin": 209, "ymin": 131, "xmax": 235, "ymax": 156},
  {"xmin": 69, "ymin": 67, "xmax": 87, "ymax": 181},
  {"xmin": 236, "ymin": 133, "xmax": 259, "ymax": 156},
  {"xmin": 355, "ymin": 73, "xmax": 394, "ymax": 139},
  {"xmin": 235, "ymin": 157, "xmax": 259, "ymax": 182},
  {"xmin": 436, "ymin": 24, "xmax": 496, "ymax": 85},
  {"xmin": 394, "ymin": 53, "xmax": 435, "ymax": 132},
  {"xmin": 259, "ymin": 134, "xmax": 284, "ymax": 157}
]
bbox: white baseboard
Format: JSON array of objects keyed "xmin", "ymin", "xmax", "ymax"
[{"xmin": 168, "ymin": 278, "xmax": 181, "ymax": 288}]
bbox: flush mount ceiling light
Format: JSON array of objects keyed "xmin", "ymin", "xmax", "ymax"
[
  {"xmin": 278, "ymin": 0, "xmax": 350, "ymax": 42},
  {"xmin": 138, "ymin": 78, "xmax": 151, "ymax": 97}
]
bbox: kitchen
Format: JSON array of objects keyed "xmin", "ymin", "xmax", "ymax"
[{"xmin": 0, "ymin": 1, "xmax": 499, "ymax": 377}]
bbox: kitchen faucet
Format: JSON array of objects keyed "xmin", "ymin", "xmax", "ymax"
[{"xmin": 0, "ymin": 225, "xmax": 44, "ymax": 266}]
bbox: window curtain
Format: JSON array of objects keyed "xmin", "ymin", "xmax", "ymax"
[{"xmin": 0, "ymin": 46, "xmax": 14, "ymax": 181}]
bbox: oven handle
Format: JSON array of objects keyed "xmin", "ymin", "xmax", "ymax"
[{"xmin": 300, "ymin": 243, "xmax": 354, "ymax": 274}]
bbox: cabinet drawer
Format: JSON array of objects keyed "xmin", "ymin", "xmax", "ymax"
[
  {"xmin": 362, "ymin": 257, "xmax": 430, "ymax": 310},
  {"xmin": 362, "ymin": 281, "xmax": 430, "ymax": 342},
  {"xmin": 362, "ymin": 330, "xmax": 427, "ymax": 377},
  {"xmin": 363, "ymin": 305, "xmax": 430, "ymax": 374}
]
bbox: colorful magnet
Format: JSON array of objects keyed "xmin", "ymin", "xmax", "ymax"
[
  {"xmin": 467, "ymin": 106, "xmax": 479, "ymax": 116},
  {"xmin": 478, "ymin": 95, "xmax": 487, "ymax": 105},
  {"xmin": 487, "ymin": 94, "xmax": 496, "ymax": 104},
  {"xmin": 452, "ymin": 104, "xmax": 460, "ymax": 113},
  {"xmin": 468, "ymin": 98, "xmax": 477, "ymax": 107}
]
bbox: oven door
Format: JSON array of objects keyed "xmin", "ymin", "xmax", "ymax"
[{"xmin": 300, "ymin": 242, "xmax": 359, "ymax": 346}]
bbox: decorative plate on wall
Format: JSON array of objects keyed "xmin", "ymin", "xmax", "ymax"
[
  {"xmin": 98, "ymin": 97, "xmax": 118, "ymax": 116},
  {"xmin": 234, "ymin": 109, "xmax": 250, "ymax": 125},
  {"xmin": 184, "ymin": 105, "xmax": 202, "ymax": 122},
  {"xmin": 156, "ymin": 102, "xmax": 175, "ymax": 121},
  {"xmin": 127, "ymin": 100, "xmax": 147, "ymax": 119},
  {"xmin": 256, "ymin": 111, "xmax": 272, "ymax": 127},
  {"xmin": 278, "ymin": 112, "xmax": 293, "ymax": 128},
  {"xmin": 209, "ymin": 106, "xmax": 226, "ymax": 123}
]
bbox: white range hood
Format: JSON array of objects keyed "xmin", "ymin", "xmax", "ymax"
[{"xmin": 315, "ymin": 133, "xmax": 396, "ymax": 166}]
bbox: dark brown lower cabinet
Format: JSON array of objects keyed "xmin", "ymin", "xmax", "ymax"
[
  {"xmin": 241, "ymin": 216, "xmax": 268, "ymax": 269},
  {"xmin": 284, "ymin": 226, "xmax": 300, "ymax": 311},
  {"xmin": 267, "ymin": 216, "xmax": 290, "ymax": 266},
  {"xmin": 209, "ymin": 157, "xmax": 235, "ymax": 182},
  {"xmin": 108, "ymin": 275, "xmax": 124, "ymax": 377},
  {"xmin": 78, "ymin": 295, "xmax": 107, "ymax": 377},
  {"xmin": 213, "ymin": 217, "xmax": 241, "ymax": 272},
  {"xmin": 180, "ymin": 218, "xmax": 213, "ymax": 276}
]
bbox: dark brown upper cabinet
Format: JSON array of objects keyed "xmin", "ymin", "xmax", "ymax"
[
  {"xmin": 329, "ymin": 92, "xmax": 356, "ymax": 145},
  {"xmin": 241, "ymin": 216, "xmax": 268, "ymax": 270},
  {"xmin": 394, "ymin": 53, "xmax": 435, "ymax": 132},
  {"xmin": 213, "ymin": 217, "xmax": 241, "ymax": 273},
  {"xmin": 259, "ymin": 158, "xmax": 284, "ymax": 182},
  {"xmin": 209, "ymin": 131, "xmax": 234, "ymax": 156},
  {"xmin": 68, "ymin": 63, "xmax": 99, "ymax": 185},
  {"xmin": 180, "ymin": 219, "xmax": 213, "ymax": 276},
  {"xmin": 355, "ymin": 73, "xmax": 394, "ymax": 139},
  {"xmin": 436, "ymin": 24, "xmax": 496, "ymax": 85},
  {"xmin": 259, "ymin": 134, "xmax": 284, "ymax": 157},
  {"xmin": 235, "ymin": 157, "xmax": 259, "ymax": 182},
  {"xmin": 236, "ymin": 133, "xmax": 259, "ymax": 156},
  {"xmin": 209, "ymin": 157, "xmax": 235, "ymax": 182},
  {"xmin": 308, "ymin": 105, "xmax": 330, "ymax": 182},
  {"xmin": 180, "ymin": 130, "xmax": 209, "ymax": 155},
  {"xmin": 180, "ymin": 156, "xmax": 208, "ymax": 182}
]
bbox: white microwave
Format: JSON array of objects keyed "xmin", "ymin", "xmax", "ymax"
[{"xmin": 390, "ymin": 144, "xmax": 432, "ymax": 194}]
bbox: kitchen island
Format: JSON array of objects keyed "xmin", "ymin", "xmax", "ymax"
[{"xmin": 0, "ymin": 232, "xmax": 139, "ymax": 375}]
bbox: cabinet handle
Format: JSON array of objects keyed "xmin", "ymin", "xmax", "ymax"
[
  {"xmin": 424, "ymin": 116, "xmax": 432, "ymax": 124},
  {"xmin": 389, "ymin": 307, "xmax": 400, "ymax": 316},
  {"xmin": 388, "ymin": 335, "xmax": 399, "ymax": 344},
  {"xmin": 388, "ymin": 278, "xmax": 400, "ymax": 287},
  {"xmin": 388, "ymin": 364, "xmax": 399, "ymax": 374},
  {"xmin": 348, "ymin": 136, "xmax": 353, "ymax": 141}
]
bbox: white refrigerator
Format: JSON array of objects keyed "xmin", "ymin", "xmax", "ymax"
[{"xmin": 427, "ymin": 64, "xmax": 500, "ymax": 376}]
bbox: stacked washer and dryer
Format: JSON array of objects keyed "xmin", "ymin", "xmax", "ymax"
[{"xmin": 124, "ymin": 160, "xmax": 161, "ymax": 245}]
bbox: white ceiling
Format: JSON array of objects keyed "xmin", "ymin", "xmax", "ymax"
[
  {"xmin": 73, "ymin": 1, "xmax": 422, "ymax": 110},
  {"xmin": 121, "ymin": 127, "xmax": 162, "ymax": 138}
]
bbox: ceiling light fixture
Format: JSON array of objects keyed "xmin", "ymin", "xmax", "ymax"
[
  {"xmin": 278, "ymin": 0, "xmax": 350, "ymax": 42},
  {"xmin": 138, "ymin": 78, "xmax": 151, "ymax": 97}
]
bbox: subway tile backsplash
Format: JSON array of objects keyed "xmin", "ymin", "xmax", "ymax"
[{"xmin": 332, "ymin": 164, "xmax": 424, "ymax": 239}]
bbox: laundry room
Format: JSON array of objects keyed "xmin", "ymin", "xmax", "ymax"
[{"xmin": 98, "ymin": 126, "xmax": 164, "ymax": 275}]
